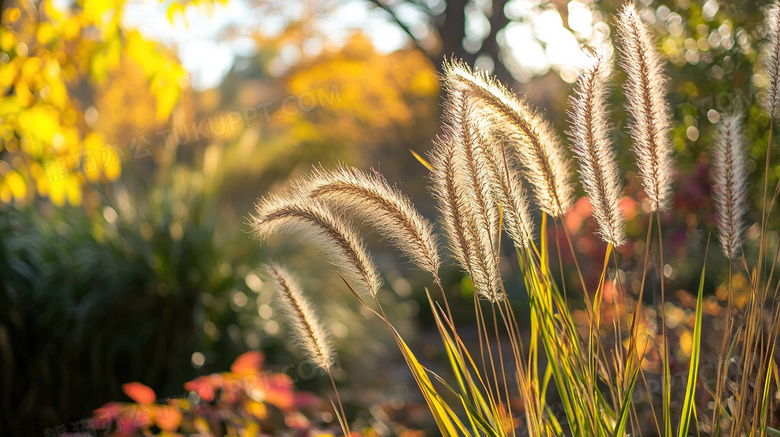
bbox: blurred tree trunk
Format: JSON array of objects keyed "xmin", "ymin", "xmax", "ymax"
[{"xmin": 367, "ymin": 0, "xmax": 513, "ymax": 84}]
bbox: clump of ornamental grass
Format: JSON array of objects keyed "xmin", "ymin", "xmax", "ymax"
[{"xmin": 251, "ymin": 3, "xmax": 780, "ymax": 435}]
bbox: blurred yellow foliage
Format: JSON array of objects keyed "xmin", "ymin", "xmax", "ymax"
[
  {"xmin": 267, "ymin": 34, "xmax": 439, "ymax": 171},
  {"xmin": 715, "ymin": 272, "xmax": 752, "ymax": 310},
  {"xmin": 0, "ymin": 0, "xmax": 185, "ymax": 206},
  {"xmin": 284, "ymin": 35, "xmax": 438, "ymax": 131},
  {"xmin": 94, "ymin": 57, "xmax": 173, "ymax": 149},
  {"xmin": 209, "ymin": 33, "xmax": 440, "ymax": 195}
]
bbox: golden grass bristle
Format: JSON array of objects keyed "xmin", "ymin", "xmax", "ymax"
[
  {"xmin": 265, "ymin": 263, "xmax": 334, "ymax": 370},
  {"xmin": 300, "ymin": 165, "xmax": 440, "ymax": 275},
  {"xmin": 712, "ymin": 114, "xmax": 748, "ymax": 260},
  {"xmin": 568, "ymin": 51, "xmax": 626, "ymax": 247},
  {"xmin": 616, "ymin": 3, "xmax": 675, "ymax": 212},
  {"xmin": 252, "ymin": 193, "xmax": 382, "ymax": 296},
  {"xmin": 443, "ymin": 59, "xmax": 575, "ymax": 217},
  {"xmin": 762, "ymin": 4, "xmax": 780, "ymax": 119}
]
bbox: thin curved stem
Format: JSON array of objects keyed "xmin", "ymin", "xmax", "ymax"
[{"xmin": 326, "ymin": 369, "xmax": 350, "ymax": 436}]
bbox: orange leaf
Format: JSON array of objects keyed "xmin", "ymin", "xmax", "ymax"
[
  {"xmin": 122, "ymin": 382, "xmax": 156, "ymax": 404},
  {"xmin": 230, "ymin": 351, "xmax": 264, "ymax": 375},
  {"xmin": 154, "ymin": 405, "xmax": 182, "ymax": 432},
  {"xmin": 261, "ymin": 374, "xmax": 294, "ymax": 410}
]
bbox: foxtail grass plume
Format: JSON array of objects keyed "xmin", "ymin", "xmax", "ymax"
[
  {"xmin": 443, "ymin": 59, "xmax": 575, "ymax": 217},
  {"xmin": 301, "ymin": 165, "xmax": 440, "ymax": 275},
  {"xmin": 451, "ymin": 93, "xmax": 502, "ymax": 301},
  {"xmin": 430, "ymin": 89, "xmax": 502, "ymax": 301},
  {"xmin": 450, "ymin": 93, "xmax": 500, "ymax": 251},
  {"xmin": 265, "ymin": 263, "xmax": 334, "ymax": 370},
  {"xmin": 762, "ymin": 4, "xmax": 780, "ymax": 118},
  {"xmin": 429, "ymin": 142, "xmax": 502, "ymax": 302},
  {"xmin": 477, "ymin": 124, "xmax": 535, "ymax": 249},
  {"xmin": 429, "ymin": 141, "xmax": 473, "ymax": 274},
  {"xmin": 568, "ymin": 51, "xmax": 626, "ymax": 247},
  {"xmin": 252, "ymin": 193, "xmax": 382, "ymax": 296},
  {"xmin": 617, "ymin": 3, "xmax": 674, "ymax": 212},
  {"xmin": 712, "ymin": 114, "xmax": 747, "ymax": 260}
]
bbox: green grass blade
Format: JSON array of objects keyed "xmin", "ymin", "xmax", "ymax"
[
  {"xmin": 427, "ymin": 291, "xmax": 506, "ymax": 432},
  {"xmin": 613, "ymin": 365, "xmax": 640, "ymax": 436},
  {"xmin": 435, "ymin": 309, "xmax": 501, "ymax": 435},
  {"xmin": 677, "ymin": 248, "xmax": 707, "ymax": 437},
  {"xmin": 760, "ymin": 344, "xmax": 776, "ymax": 437},
  {"xmin": 519, "ymin": 249, "xmax": 585, "ymax": 434},
  {"xmin": 340, "ymin": 275, "xmax": 464, "ymax": 435},
  {"xmin": 436, "ymin": 342, "xmax": 482, "ymax": 436},
  {"xmin": 430, "ymin": 370, "xmax": 497, "ymax": 437},
  {"xmin": 393, "ymin": 330, "xmax": 464, "ymax": 436}
]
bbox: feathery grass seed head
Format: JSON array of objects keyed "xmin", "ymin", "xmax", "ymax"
[
  {"xmin": 429, "ymin": 139, "xmax": 473, "ymax": 274},
  {"xmin": 568, "ymin": 51, "xmax": 626, "ymax": 247},
  {"xmin": 301, "ymin": 165, "xmax": 440, "ymax": 275},
  {"xmin": 761, "ymin": 4, "xmax": 780, "ymax": 118},
  {"xmin": 470, "ymin": 115, "xmax": 535, "ymax": 249},
  {"xmin": 617, "ymin": 3, "xmax": 675, "ymax": 212},
  {"xmin": 252, "ymin": 193, "xmax": 382, "ymax": 296},
  {"xmin": 430, "ymin": 89, "xmax": 503, "ymax": 301},
  {"xmin": 265, "ymin": 263, "xmax": 334, "ymax": 370},
  {"xmin": 712, "ymin": 114, "xmax": 748, "ymax": 260},
  {"xmin": 443, "ymin": 59, "xmax": 575, "ymax": 217}
]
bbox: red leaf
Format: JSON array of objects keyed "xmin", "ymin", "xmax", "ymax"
[
  {"xmin": 261, "ymin": 374, "xmax": 294, "ymax": 410},
  {"xmin": 122, "ymin": 382, "xmax": 156, "ymax": 404},
  {"xmin": 293, "ymin": 392, "xmax": 320, "ymax": 409},
  {"xmin": 230, "ymin": 351, "xmax": 264, "ymax": 375},
  {"xmin": 184, "ymin": 374, "xmax": 222, "ymax": 402},
  {"xmin": 93, "ymin": 402, "xmax": 121, "ymax": 429}
]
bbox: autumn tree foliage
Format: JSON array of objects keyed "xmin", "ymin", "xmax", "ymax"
[{"xmin": 0, "ymin": 0, "xmax": 184, "ymax": 205}]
